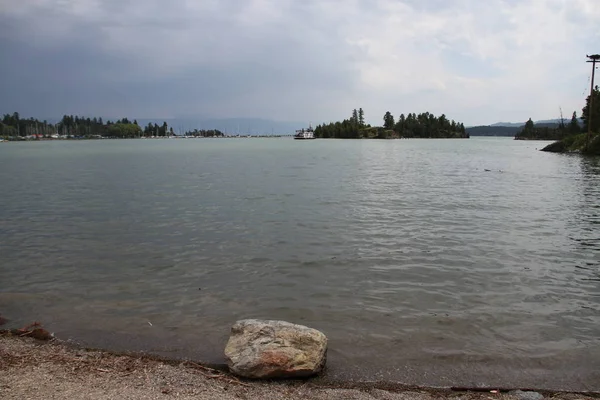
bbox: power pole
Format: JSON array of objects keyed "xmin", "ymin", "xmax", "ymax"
[{"xmin": 586, "ymin": 54, "xmax": 600, "ymax": 147}]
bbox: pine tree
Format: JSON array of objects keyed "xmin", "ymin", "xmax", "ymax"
[
  {"xmin": 569, "ymin": 111, "xmax": 580, "ymax": 134},
  {"xmin": 358, "ymin": 108, "xmax": 364, "ymax": 127},
  {"xmin": 352, "ymin": 109, "xmax": 358, "ymax": 125},
  {"xmin": 524, "ymin": 118, "xmax": 535, "ymax": 132},
  {"xmin": 383, "ymin": 111, "xmax": 394, "ymax": 129},
  {"xmin": 582, "ymin": 85, "xmax": 600, "ymax": 133}
]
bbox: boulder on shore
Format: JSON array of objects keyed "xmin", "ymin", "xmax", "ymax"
[{"xmin": 224, "ymin": 319, "xmax": 327, "ymax": 379}]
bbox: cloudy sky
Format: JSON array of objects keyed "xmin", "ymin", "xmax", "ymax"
[{"xmin": 0, "ymin": 0, "xmax": 598, "ymax": 126}]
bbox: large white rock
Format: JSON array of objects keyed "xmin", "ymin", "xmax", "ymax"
[{"xmin": 224, "ymin": 319, "xmax": 327, "ymax": 379}]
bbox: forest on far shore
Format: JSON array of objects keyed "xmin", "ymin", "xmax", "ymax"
[{"xmin": 314, "ymin": 109, "xmax": 468, "ymax": 139}]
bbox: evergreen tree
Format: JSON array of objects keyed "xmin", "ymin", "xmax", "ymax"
[
  {"xmin": 569, "ymin": 111, "xmax": 580, "ymax": 134},
  {"xmin": 358, "ymin": 108, "xmax": 365, "ymax": 127},
  {"xmin": 582, "ymin": 85, "xmax": 600, "ymax": 133},
  {"xmin": 524, "ymin": 118, "xmax": 535, "ymax": 132},
  {"xmin": 144, "ymin": 122, "xmax": 154, "ymax": 136},
  {"xmin": 383, "ymin": 111, "xmax": 394, "ymax": 129},
  {"xmin": 352, "ymin": 109, "xmax": 359, "ymax": 125},
  {"xmin": 314, "ymin": 109, "xmax": 467, "ymax": 139},
  {"xmin": 515, "ymin": 117, "xmax": 565, "ymax": 140}
]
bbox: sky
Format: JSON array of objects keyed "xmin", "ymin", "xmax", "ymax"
[{"xmin": 0, "ymin": 0, "xmax": 599, "ymax": 126}]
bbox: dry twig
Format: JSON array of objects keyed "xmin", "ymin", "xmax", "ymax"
[{"xmin": 183, "ymin": 361, "xmax": 251, "ymax": 387}]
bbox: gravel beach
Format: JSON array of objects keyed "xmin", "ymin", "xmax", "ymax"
[{"xmin": 1, "ymin": 335, "xmax": 597, "ymax": 400}]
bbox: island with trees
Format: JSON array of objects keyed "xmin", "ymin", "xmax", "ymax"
[
  {"xmin": 541, "ymin": 85, "xmax": 600, "ymax": 155},
  {"xmin": 314, "ymin": 109, "xmax": 468, "ymax": 139}
]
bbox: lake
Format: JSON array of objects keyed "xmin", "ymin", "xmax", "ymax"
[{"xmin": 0, "ymin": 138, "xmax": 599, "ymax": 390}]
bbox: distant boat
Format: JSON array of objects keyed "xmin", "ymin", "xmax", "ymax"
[{"xmin": 294, "ymin": 126, "xmax": 315, "ymax": 140}]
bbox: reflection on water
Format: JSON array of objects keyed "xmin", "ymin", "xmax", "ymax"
[{"xmin": 0, "ymin": 138, "xmax": 599, "ymax": 390}]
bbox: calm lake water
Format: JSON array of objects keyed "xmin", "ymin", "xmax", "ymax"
[{"xmin": 1, "ymin": 138, "xmax": 599, "ymax": 390}]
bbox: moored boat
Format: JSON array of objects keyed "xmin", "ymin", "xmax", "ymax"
[{"xmin": 294, "ymin": 126, "xmax": 315, "ymax": 140}]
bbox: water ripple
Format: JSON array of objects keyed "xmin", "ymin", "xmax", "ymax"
[{"xmin": 0, "ymin": 138, "xmax": 599, "ymax": 389}]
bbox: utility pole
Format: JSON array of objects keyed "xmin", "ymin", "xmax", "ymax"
[{"xmin": 586, "ymin": 54, "xmax": 600, "ymax": 147}]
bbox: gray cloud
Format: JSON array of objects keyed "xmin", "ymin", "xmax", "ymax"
[{"xmin": 1, "ymin": 0, "xmax": 599, "ymax": 125}]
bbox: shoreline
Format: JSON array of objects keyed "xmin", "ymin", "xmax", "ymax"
[{"xmin": 1, "ymin": 333, "xmax": 599, "ymax": 400}]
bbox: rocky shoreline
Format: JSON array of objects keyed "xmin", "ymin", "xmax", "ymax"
[{"xmin": 1, "ymin": 333, "xmax": 598, "ymax": 400}]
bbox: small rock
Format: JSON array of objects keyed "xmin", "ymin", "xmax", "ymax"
[
  {"xmin": 224, "ymin": 319, "xmax": 327, "ymax": 379},
  {"xmin": 510, "ymin": 390, "xmax": 544, "ymax": 400},
  {"xmin": 28, "ymin": 328, "xmax": 53, "ymax": 341}
]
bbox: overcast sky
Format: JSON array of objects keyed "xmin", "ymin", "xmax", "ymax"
[{"xmin": 0, "ymin": 0, "xmax": 598, "ymax": 126}]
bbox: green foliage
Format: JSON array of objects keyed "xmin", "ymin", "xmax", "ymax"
[
  {"xmin": 183, "ymin": 128, "xmax": 224, "ymax": 137},
  {"xmin": 1, "ymin": 113, "xmax": 66, "ymax": 137},
  {"xmin": 537, "ymin": 80, "xmax": 599, "ymax": 154},
  {"xmin": 541, "ymin": 132, "xmax": 600, "ymax": 155},
  {"xmin": 383, "ymin": 111, "xmax": 395, "ymax": 129},
  {"xmin": 314, "ymin": 109, "xmax": 468, "ymax": 139},
  {"xmin": 105, "ymin": 123, "xmax": 142, "ymax": 138},
  {"xmin": 1, "ymin": 112, "xmax": 175, "ymax": 138},
  {"xmin": 0, "ymin": 122, "xmax": 17, "ymax": 137},
  {"xmin": 582, "ymin": 85, "xmax": 600, "ymax": 133},
  {"xmin": 515, "ymin": 117, "xmax": 569, "ymax": 140},
  {"xmin": 142, "ymin": 121, "xmax": 172, "ymax": 137},
  {"xmin": 394, "ymin": 112, "xmax": 466, "ymax": 138},
  {"xmin": 314, "ymin": 118, "xmax": 361, "ymax": 139},
  {"xmin": 582, "ymin": 132, "xmax": 600, "ymax": 155},
  {"xmin": 569, "ymin": 111, "xmax": 581, "ymax": 134}
]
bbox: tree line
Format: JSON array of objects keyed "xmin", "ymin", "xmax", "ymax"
[
  {"xmin": 515, "ymin": 113, "xmax": 579, "ymax": 140},
  {"xmin": 0, "ymin": 113, "xmax": 148, "ymax": 138},
  {"xmin": 0, "ymin": 113, "xmax": 232, "ymax": 139},
  {"xmin": 0, "ymin": 113, "xmax": 191, "ymax": 139},
  {"xmin": 516, "ymin": 85, "xmax": 599, "ymax": 140},
  {"xmin": 183, "ymin": 128, "xmax": 225, "ymax": 137},
  {"xmin": 314, "ymin": 109, "xmax": 468, "ymax": 139}
]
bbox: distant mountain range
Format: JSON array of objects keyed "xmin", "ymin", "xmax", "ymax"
[
  {"xmin": 488, "ymin": 119, "xmax": 568, "ymax": 128},
  {"xmin": 465, "ymin": 125, "xmax": 519, "ymax": 137}
]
